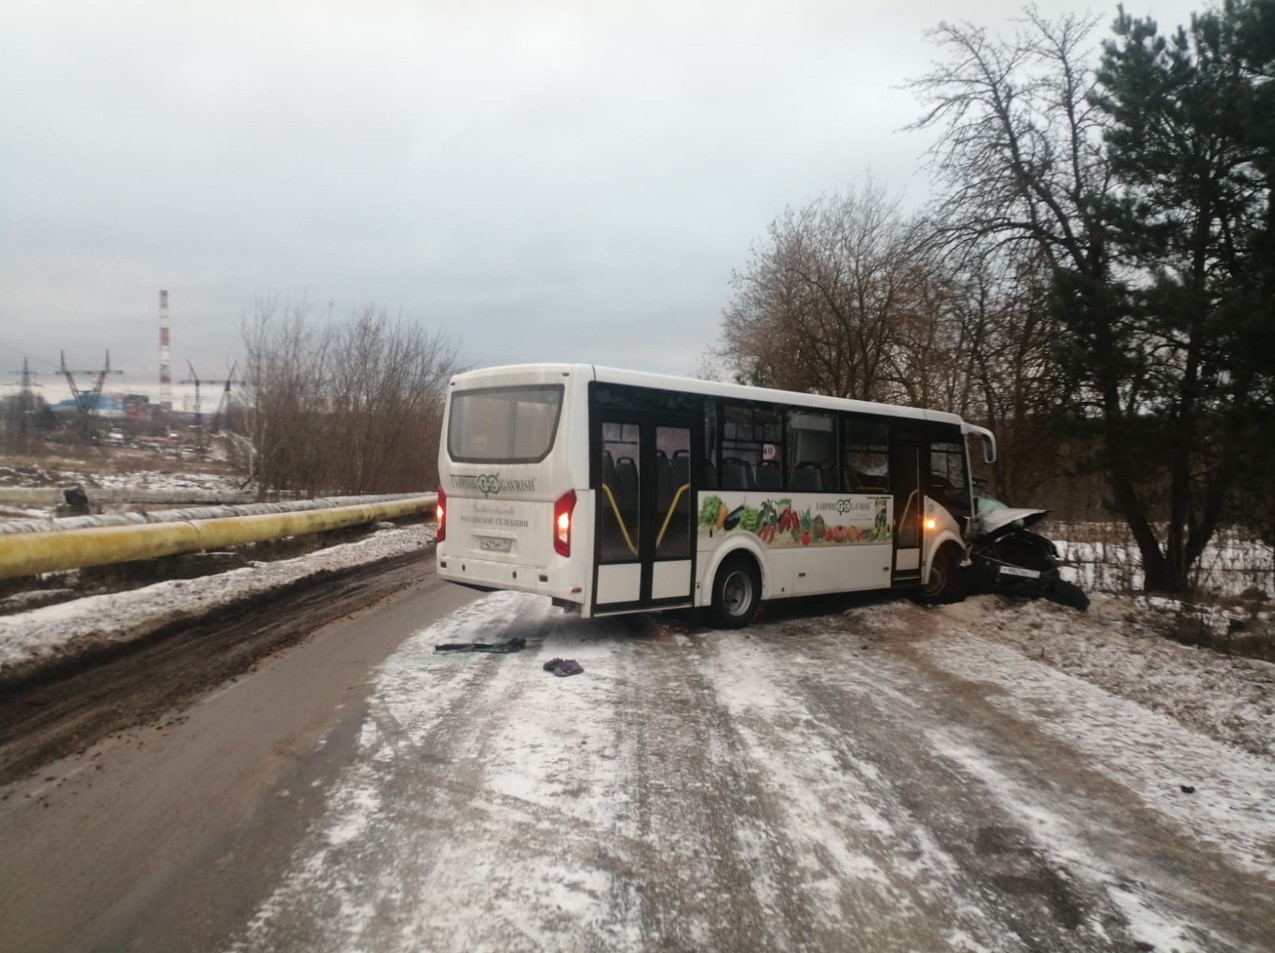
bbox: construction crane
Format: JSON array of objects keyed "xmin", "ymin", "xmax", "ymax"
[
  {"xmin": 180, "ymin": 361, "xmax": 243, "ymax": 452},
  {"xmin": 207, "ymin": 362, "xmax": 243, "ymax": 434},
  {"xmin": 60, "ymin": 350, "xmax": 122, "ymax": 439}
]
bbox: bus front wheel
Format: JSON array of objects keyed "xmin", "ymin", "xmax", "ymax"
[
  {"xmin": 710, "ymin": 556, "xmax": 761, "ymax": 628},
  {"xmin": 917, "ymin": 545, "xmax": 965, "ymax": 605}
]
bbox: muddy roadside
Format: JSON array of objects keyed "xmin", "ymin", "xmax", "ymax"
[{"xmin": 0, "ymin": 550, "xmax": 428, "ymax": 786}]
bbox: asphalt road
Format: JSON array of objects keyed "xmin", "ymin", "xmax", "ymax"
[
  {"xmin": 1, "ymin": 577, "xmax": 1271, "ymax": 952},
  {"xmin": 0, "ymin": 561, "xmax": 478, "ymax": 953}
]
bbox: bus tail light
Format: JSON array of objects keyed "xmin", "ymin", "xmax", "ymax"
[
  {"xmin": 436, "ymin": 487, "xmax": 446, "ymax": 542},
  {"xmin": 554, "ymin": 490, "xmax": 576, "ymax": 557}
]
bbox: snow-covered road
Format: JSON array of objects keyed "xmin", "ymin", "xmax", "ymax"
[{"xmin": 228, "ymin": 591, "xmax": 1275, "ymax": 953}]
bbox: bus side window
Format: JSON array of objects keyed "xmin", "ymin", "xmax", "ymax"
[
  {"xmin": 930, "ymin": 440, "xmax": 970, "ymax": 519},
  {"xmin": 843, "ymin": 417, "xmax": 889, "ymax": 493},
  {"xmin": 704, "ymin": 401, "xmax": 719, "ymax": 490},
  {"xmin": 721, "ymin": 402, "xmax": 780, "ymax": 491},
  {"xmin": 786, "ymin": 411, "xmax": 835, "ymax": 492}
]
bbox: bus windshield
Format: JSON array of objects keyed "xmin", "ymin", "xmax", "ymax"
[{"xmin": 447, "ymin": 384, "xmax": 564, "ymax": 464}]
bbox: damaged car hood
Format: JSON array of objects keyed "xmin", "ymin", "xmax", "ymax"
[{"xmin": 974, "ymin": 508, "xmax": 1049, "ymax": 537}]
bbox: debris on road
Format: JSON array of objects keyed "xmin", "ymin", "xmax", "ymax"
[
  {"xmin": 542, "ymin": 657, "xmax": 584, "ymax": 677},
  {"xmin": 433, "ymin": 637, "xmax": 527, "ymax": 654}
]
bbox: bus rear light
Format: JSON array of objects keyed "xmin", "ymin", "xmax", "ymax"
[
  {"xmin": 436, "ymin": 487, "xmax": 446, "ymax": 542},
  {"xmin": 554, "ymin": 489, "xmax": 576, "ymax": 557}
]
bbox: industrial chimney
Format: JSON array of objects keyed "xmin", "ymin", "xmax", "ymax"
[{"xmin": 159, "ymin": 289, "xmax": 172, "ymax": 413}]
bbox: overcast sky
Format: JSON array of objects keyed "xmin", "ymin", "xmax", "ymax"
[{"xmin": 1, "ymin": 0, "xmax": 1206, "ymax": 399}]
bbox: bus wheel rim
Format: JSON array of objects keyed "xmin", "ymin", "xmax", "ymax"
[{"xmin": 724, "ymin": 571, "xmax": 752, "ymax": 615}]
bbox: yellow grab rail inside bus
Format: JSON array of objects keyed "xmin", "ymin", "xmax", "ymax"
[
  {"xmin": 898, "ymin": 489, "xmax": 919, "ymax": 540},
  {"xmin": 600, "ymin": 483, "xmax": 638, "ymax": 556},
  {"xmin": 655, "ymin": 483, "xmax": 690, "ymax": 549}
]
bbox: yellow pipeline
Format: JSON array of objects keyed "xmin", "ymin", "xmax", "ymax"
[{"xmin": 0, "ymin": 495, "xmax": 435, "ymax": 580}]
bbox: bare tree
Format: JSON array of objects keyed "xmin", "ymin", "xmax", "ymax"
[
  {"xmin": 719, "ymin": 179, "xmax": 942, "ymax": 401},
  {"xmin": 239, "ymin": 298, "xmax": 459, "ymax": 497},
  {"xmin": 946, "ymin": 245, "xmax": 1068, "ymax": 503},
  {"xmin": 908, "ymin": 9, "xmax": 1111, "ymax": 276},
  {"xmin": 910, "ymin": 3, "xmax": 1275, "ymax": 592}
]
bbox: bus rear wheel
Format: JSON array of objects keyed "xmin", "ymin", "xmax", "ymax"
[
  {"xmin": 710, "ymin": 556, "xmax": 761, "ymax": 628},
  {"xmin": 917, "ymin": 545, "xmax": 965, "ymax": 605}
]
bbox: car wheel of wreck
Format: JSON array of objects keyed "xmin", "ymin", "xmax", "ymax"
[{"xmin": 1048, "ymin": 577, "xmax": 1090, "ymax": 611}]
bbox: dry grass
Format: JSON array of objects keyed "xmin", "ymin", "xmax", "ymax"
[{"xmin": 0, "ymin": 439, "xmax": 243, "ymax": 487}]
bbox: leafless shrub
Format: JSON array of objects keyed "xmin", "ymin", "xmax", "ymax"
[{"xmin": 238, "ymin": 298, "xmax": 460, "ymax": 497}]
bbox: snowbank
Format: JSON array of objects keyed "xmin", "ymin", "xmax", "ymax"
[
  {"xmin": 0, "ymin": 523, "xmax": 435, "ymax": 678},
  {"xmin": 936, "ymin": 594, "xmax": 1275, "ymax": 758}
]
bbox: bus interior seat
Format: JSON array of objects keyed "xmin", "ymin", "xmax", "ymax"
[
  {"xmin": 791, "ymin": 464, "xmax": 823, "ymax": 492},
  {"xmin": 721, "ymin": 457, "xmax": 754, "ymax": 490},
  {"xmin": 670, "ymin": 455, "xmax": 690, "ymax": 493},
  {"xmin": 615, "ymin": 457, "xmax": 639, "ymax": 513},
  {"xmin": 756, "ymin": 462, "xmax": 782, "ymax": 490},
  {"xmin": 853, "ymin": 470, "xmax": 888, "ymax": 493},
  {"xmin": 655, "ymin": 451, "xmax": 673, "ymax": 511}
]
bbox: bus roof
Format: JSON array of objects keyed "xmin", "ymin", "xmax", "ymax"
[{"xmin": 448, "ymin": 363, "xmax": 966, "ymax": 427}]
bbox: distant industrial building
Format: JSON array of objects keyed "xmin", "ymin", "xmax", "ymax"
[{"xmin": 52, "ymin": 392, "xmax": 154, "ymax": 419}]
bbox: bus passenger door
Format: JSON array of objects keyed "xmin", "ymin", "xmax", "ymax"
[
  {"xmin": 593, "ymin": 415, "xmax": 696, "ymax": 613},
  {"xmin": 891, "ymin": 438, "xmax": 924, "ymax": 583}
]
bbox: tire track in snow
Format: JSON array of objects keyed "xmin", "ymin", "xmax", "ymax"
[
  {"xmin": 230, "ymin": 594, "xmax": 1274, "ymax": 953},
  {"xmin": 694, "ymin": 617, "xmax": 1126, "ymax": 952}
]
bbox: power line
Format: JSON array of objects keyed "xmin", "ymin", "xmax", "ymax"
[{"xmin": 0, "ymin": 340, "xmax": 59, "ymax": 370}]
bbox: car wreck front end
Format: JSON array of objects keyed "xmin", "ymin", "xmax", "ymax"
[{"xmin": 967, "ymin": 494, "xmax": 1089, "ymax": 610}]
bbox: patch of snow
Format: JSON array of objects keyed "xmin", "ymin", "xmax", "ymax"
[
  {"xmin": 1055, "ymin": 531, "xmax": 1274, "ymax": 598},
  {"xmin": 919, "ymin": 629, "xmax": 1275, "ymax": 880},
  {"xmin": 935, "ymin": 595, "xmax": 1275, "ymax": 758},
  {"xmin": 232, "ymin": 588, "xmax": 1275, "ymax": 951},
  {"xmin": 930, "ymin": 733, "xmax": 1217, "ymax": 953},
  {"xmin": 0, "ymin": 524, "xmax": 434, "ymax": 676}
]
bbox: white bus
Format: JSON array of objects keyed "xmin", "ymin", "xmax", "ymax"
[{"xmin": 435, "ymin": 364, "xmax": 996, "ymax": 627}]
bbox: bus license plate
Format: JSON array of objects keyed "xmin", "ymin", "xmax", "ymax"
[{"xmin": 478, "ymin": 537, "xmax": 513, "ymax": 553}]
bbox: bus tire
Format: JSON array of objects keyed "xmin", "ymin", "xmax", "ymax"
[
  {"xmin": 916, "ymin": 545, "xmax": 964, "ymax": 606},
  {"xmin": 710, "ymin": 555, "xmax": 761, "ymax": 628}
]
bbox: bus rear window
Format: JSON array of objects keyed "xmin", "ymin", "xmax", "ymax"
[{"xmin": 447, "ymin": 385, "xmax": 564, "ymax": 463}]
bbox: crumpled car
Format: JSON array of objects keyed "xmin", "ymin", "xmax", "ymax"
[{"xmin": 966, "ymin": 492, "xmax": 1089, "ymax": 610}]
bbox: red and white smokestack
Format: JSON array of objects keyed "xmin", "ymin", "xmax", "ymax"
[{"xmin": 159, "ymin": 289, "xmax": 172, "ymax": 412}]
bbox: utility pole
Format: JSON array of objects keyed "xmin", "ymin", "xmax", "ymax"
[
  {"xmin": 60, "ymin": 350, "xmax": 123, "ymax": 440},
  {"xmin": 10, "ymin": 357, "xmax": 40, "ymax": 412},
  {"xmin": 4, "ymin": 357, "xmax": 43, "ymax": 451}
]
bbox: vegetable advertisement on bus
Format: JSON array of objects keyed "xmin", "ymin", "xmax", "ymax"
[{"xmin": 697, "ymin": 495, "xmax": 891, "ymax": 547}]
